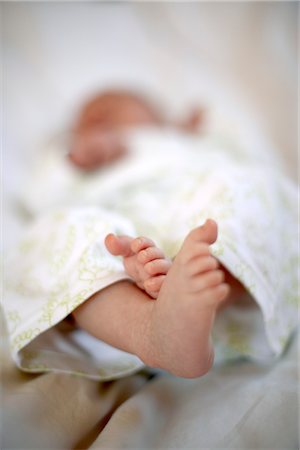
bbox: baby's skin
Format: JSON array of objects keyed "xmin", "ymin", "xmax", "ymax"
[
  {"xmin": 105, "ymin": 220, "xmax": 226, "ymax": 302},
  {"xmin": 104, "ymin": 219, "xmax": 230, "ymax": 376},
  {"xmin": 105, "ymin": 233, "xmax": 172, "ymax": 298}
]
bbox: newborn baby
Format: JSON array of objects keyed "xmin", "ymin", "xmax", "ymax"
[
  {"xmin": 69, "ymin": 90, "xmax": 204, "ymax": 170},
  {"xmin": 4, "ymin": 89, "xmax": 296, "ymax": 381},
  {"xmin": 68, "ymin": 90, "xmax": 244, "ymax": 377}
]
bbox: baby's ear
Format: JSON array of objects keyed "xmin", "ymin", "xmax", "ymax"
[{"xmin": 177, "ymin": 108, "xmax": 206, "ymax": 133}]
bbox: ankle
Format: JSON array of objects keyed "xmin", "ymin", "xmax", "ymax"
[
  {"xmin": 141, "ymin": 339, "xmax": 215, "ymax": 378},
  {"xmin": 137, "ymin": 307, "xmax": 215, "ymax": 377},
  {"xmin": 170, "ymin": 345, "xmax": 214, "ymax": 378},
  {"xmin": 130, "ymin": 300, "xmax": 158, "ymax": 366}
]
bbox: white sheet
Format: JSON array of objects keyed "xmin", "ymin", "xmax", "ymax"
[
  {"xmin": 2, "ymin": 2, "xmax": 298, "ymax": 448},
  {"xmin": 3, "ymin": 126, "xmax": 297, "ymax": 381}
]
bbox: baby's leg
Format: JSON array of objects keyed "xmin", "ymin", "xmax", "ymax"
[
  {"xmin": 72, "ymin": 279, "xmax": 156, "ymax": 359},
  {"xmin": 105, "ymin": 233, "xmax": 171, "ymax": 298},
  {"xmin": 72, "ymin": 220, "xmax": 229, "ymax": 378}
]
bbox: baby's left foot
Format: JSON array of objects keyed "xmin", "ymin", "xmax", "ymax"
[{"xmin": 105, "ymin": 234, "xmax": 171, "ymax": 298}]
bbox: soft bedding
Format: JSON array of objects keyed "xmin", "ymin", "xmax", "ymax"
[
  {"xmin": 2, "ymin": 313, "xmax": 298, "ymax": 449},
  {"xmin": 2, "ymin": 2, "xmax": 298, "ymax": 449},
  {"xmin": 2, "ymin": 126, "xmax": 298, "ymax": 381}
]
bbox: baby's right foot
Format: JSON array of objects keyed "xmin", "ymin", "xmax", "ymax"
[
  {"xmin": 143, "ymin": 219, "xmax": 230, "ymax": 378},
  {"xmin": 105, "ymin": 234, "xmax": 171, "ymax": 298}
]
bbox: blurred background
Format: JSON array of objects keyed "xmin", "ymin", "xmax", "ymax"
[{"xmin": 2, "ymin": 2, "xmax": 298, "ymax": 246}]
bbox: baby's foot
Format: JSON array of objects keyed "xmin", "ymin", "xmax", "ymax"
[
  {"xmin": 143, "ymin": 219, "xmax": 230, "ymax": 378},
  {"xmin": 105, "ymin": 234, "xmax": 171, "ymax": 298}
]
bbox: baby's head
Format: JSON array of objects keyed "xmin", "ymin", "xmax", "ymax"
[
  {"xmin": 74, "ymin": 90, "xmax": 163, "ymax": 133},
  {"xmin": 69, "ymin": 89, "xmax": 204, "ymax": 170},
  {"xmin": 69, "ymin": 90, "xmax": 163, "ymax": 169}
]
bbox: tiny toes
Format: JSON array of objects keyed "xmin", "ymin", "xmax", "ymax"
[
  {"xmin": 131, "ymin": 236, "xmax": 155, "ymax": 253},
  {"xmin": 137, "ymin": 246, "xmax": 165, "ymax": 264},
  {"xmin": 186, "ymin": 220, "xmax": 218, "ymax": 246},
  {"xmin": 179, "ymin": 242, "xmax": 211, "ymax": 265},
  {"xmin": 211, "ymin": 283, "xmax": 230, "ymax": 302},
  {"xmin": 144, "ymin": 274, "xmax": 166, "ymax": 292},
  {"xmin": 192, "ymin": 269, "xmax": 225, "ymax": 292},
  {"xmin": 187, "ymin": 255, "xmax": 219, "ymax": 276},
  {"xmin": 105, "ymin": 234, "xmax": 134, "ymax": 257},
  {"xmin": 199, "ymin": 283, "xmax": 230, "ymax": 307},
  {"xmin": 144, "ymin": 259, "xmax": 171, "ymax": 276}
]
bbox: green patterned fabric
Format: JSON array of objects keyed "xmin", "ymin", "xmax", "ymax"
[{"xmin": 2, "ymin": 128, "xmax": 298, "ymax": 380}]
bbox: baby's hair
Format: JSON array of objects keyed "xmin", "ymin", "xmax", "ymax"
[{"xmin": 75, "ymin": 88, "xmax": 163, "ymax": 131}]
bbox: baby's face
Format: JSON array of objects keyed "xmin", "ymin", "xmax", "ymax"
[
  {"xmin": 75, "ymin": 91, "xmax": 162, "ymax": 133},
  {"xmin": 70, "ymin": 90, "xmax": 162, "ymax": 170}
]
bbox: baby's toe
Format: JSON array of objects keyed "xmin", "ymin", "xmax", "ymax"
[
  {"xmin": 200, "ymin": 283, "xmax": 230, "ymax": 307},
  {"xmin": 188, "ymin": 220, "xmax": 218, "ymax": 245},
  {"xmin": 191, "ymin": 269, "xmax": 225, "ymax": 293},
  {"xmin": 145, "ymin": 290, "xmax": 159, "ymax": 299},
  {"xmin": 144, "ymin": 275, "xmax": 166, "ymax": 298},
  {"xmin": 186, "ymin": 255, "xmax": 219, "ymax": 276},
  {"xmin": 144, "ymin": 258, "xmax": 171, "ymax": 276},
  {"xmin": 131, "ymin": 236, "xmax": 155, "ymax": 253},
  {"xmin": 137, "ymin": 246, "xmax": 165, "ymax": 264},
  {"xmin": 176, "ymin": 221, "xmax": 219, "ymax": 267},
  {"xmin": 105, "ymin": 234, "xmax": 134, "ymax": 257}
]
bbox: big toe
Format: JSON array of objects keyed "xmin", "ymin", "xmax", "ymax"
[
  {"xmin": 104, "ymin": 234, "xmax": 134, "ymax": 257},
  {"xmin": 188, "ymin": 219, "xmax": 218, "ymax": 245}
]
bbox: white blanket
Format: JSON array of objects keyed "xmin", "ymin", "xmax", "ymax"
[
  {"xmin": 2, "ymin": 126, "xmax": 298, "ymax": 380},
  {"xmin": 2, "ymin": 3, "xmax": 298, "ymax": 448}
]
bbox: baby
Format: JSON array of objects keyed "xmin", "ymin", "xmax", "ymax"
[
  {"xmin": 69, "ymin": 90, "xmax": 204, "ymax": 170},
  {"xmin": 4, "ymin": 89, "xmax": 296, "ymax": 382},
  {"xmin": 69, "ymin": 90, "xmax": 245, "ymax": 378}
]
